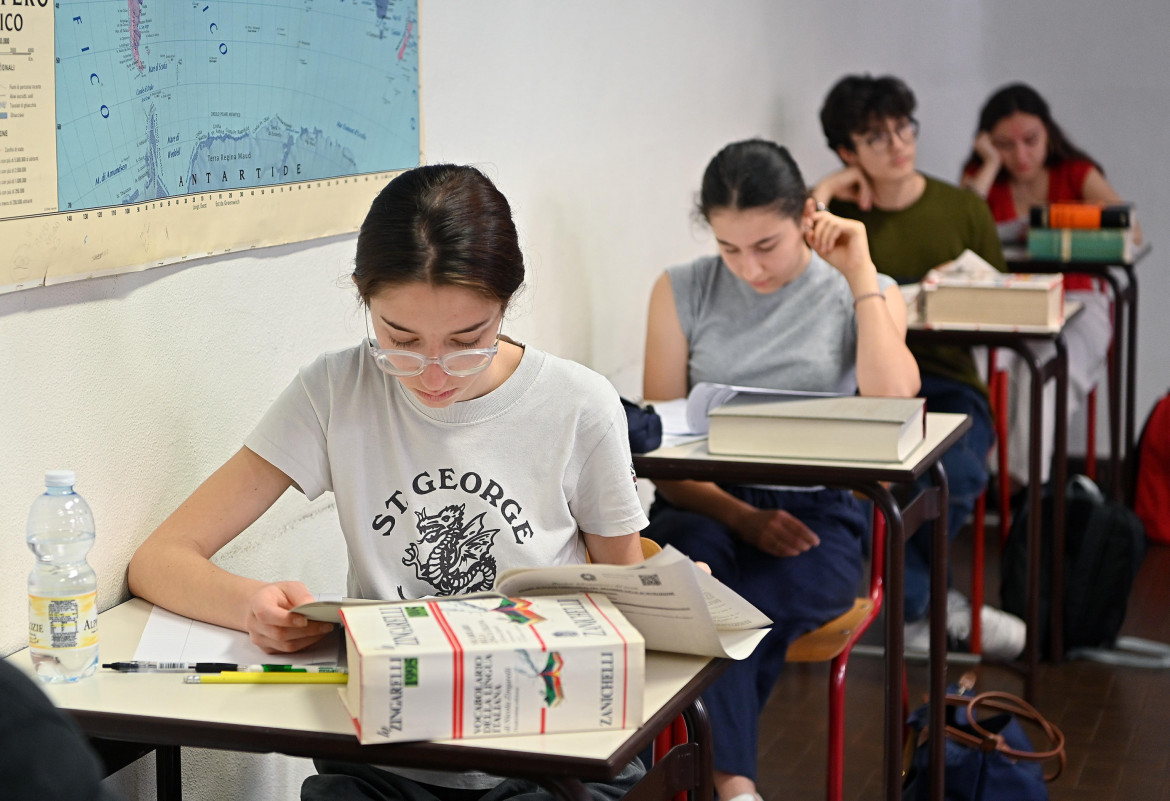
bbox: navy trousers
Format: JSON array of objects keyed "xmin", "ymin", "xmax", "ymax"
[
  {"xmin": 903, "ymin": 373, "xmax": 995, "ymax": 622},
  {"xmin": 644, "ymin": 486, "xmax": 867, "ymax": 780}
]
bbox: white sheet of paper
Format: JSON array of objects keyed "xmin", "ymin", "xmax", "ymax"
[{"xmin": 133, "ymin": 605, "xmax": 343, "ymax": 666}]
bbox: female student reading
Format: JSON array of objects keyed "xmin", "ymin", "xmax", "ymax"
[
  {"xmin": 642, "ymin": 139, "xmax": 919, "ymax": 801},
  {"xmin": 960, "ymin": 82, "xmax": 1139, "ymax": 487},
  {"xmin": 129, "ymin": 164, "xmax": 648, "ymax": 801}
]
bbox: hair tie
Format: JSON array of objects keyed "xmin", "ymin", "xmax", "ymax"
[{"xmin": 853, "ymin": 291, "xmax": 885, "ymax": 308}]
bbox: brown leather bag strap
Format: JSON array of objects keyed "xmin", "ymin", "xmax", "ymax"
[{"xmin": 940, "ymin": 690, "xmax": 1067, "ymax": 782}]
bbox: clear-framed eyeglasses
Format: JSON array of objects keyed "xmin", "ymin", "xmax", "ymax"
[
  {"xmin": 860, "ymin": 117, "xmax": 919, "ymax": 152},
  {"xmin": 365, "ymin": 317, "xmax": 502, "ymax": 377}
]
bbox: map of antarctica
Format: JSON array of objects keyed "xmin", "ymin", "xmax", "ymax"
[{"xmin": 52, "ymin": 0, "xmax": 420, "ymax": 212}]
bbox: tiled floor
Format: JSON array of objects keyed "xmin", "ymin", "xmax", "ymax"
[{"xmin": 756, "ymin": 531, "xmax": 1170, "ymax": 801}]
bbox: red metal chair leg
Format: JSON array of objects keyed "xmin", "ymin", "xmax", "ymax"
[{"xmin": 995, "ymin": 369, "xmax": 1011, "ymax": 545}]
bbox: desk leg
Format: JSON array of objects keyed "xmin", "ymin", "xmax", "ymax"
[
  {"xmin": 682, "ymin": 698, "xmax": 714, "ymax": 801},
  {"xmin": 1124, "ymin": 267, "xmax": 1139, "ymax": 504},
  {"xmin": 927, "ymin": 464, "xmax": 949, "ymax": 801},
  {"xmin": 868, "ymin": 478, "xmax": 947, "ymax": 801},
  {"xmin": 156, "ymin": 745, "xmax": 182, "ymax": 801},
  {"xmin": 1051, "ymin": 336, "xmax": 1070, "ymax": 663},
  {"xmin": 1098, "ymin": 270, "xmax": 1129, "ymax": 503},
  {"xmin": 1006, "ymin": 333, "xmax": 1070, "ymax": 697},
  {"xmin": 874, "ymin": 487, "xmax": 906, "ymax": 801}
]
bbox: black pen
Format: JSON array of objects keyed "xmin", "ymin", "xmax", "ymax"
[{"xmin": 102, "ymin": 661, "xmax": 241, "ymax": 674}]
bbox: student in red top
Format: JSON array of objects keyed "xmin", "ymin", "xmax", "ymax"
[{"xmin": 960, "ymin": 82, "xmax": 1139, "ymax": 490}]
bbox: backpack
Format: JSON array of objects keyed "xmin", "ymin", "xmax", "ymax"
[
  {"xmin": 1134, "ymin": 389, "xmax": 1170, "ymax": 544},
  {"xmin": 1000, "ymin": 475, "xmax": 1146, "ymax": 658}
]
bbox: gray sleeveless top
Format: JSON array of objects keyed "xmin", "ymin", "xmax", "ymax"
[{"xmin": 667, "ymin": 251, "xmax": 896, "ymax": 394}]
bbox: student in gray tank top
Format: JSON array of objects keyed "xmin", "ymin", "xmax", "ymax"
[{"xmin": 642, "ymin": 139, "xmax": 919, "ymax": 801}]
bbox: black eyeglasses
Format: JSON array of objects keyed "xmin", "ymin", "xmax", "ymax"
[{"xmin": 859, "ymin": 118, "xmax": 919, "ymax": 152}]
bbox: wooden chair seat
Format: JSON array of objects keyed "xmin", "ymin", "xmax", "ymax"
[{"xmin": 786, "ymin": 598, "xmax": 875, "ymax": 663}]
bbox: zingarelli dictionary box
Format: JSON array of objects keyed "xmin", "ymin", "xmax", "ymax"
[{"xmin": 337, "ymin": 593, "xmax": 645, "ymax": 744}]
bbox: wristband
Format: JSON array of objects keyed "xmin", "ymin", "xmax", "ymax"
[{"xmin": 853, "ymin": 291, "xmax": 885, "ymax": 308}]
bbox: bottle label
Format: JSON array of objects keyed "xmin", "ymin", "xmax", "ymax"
[{"xmin": 29, "ymin": 591, "xmax": 99, "ymax": 650}]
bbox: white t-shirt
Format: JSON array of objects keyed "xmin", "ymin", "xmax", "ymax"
[{"xmin": 245, "ymin": 340, "xmax": 649, "ymax": 603}]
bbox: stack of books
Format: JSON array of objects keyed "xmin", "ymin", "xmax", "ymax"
[{"xmin": 1027, "ymin": 202, "xmax": 1136, "ymax": 262}]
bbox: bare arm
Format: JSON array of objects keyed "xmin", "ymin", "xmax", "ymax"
[
  {"xmin": 804, "ymin": 211, "xmax": 920, "ymax": 397},
  {"xmin": 812, "ymin": 165, "xmax": 875, "ymax": 211},
  {"xmin": 127, "ymin": 447, "xmax": 335, "ymax": 653},
  {"xmin": 958, "ymin": 134, "xmax": 1002, "ymax": 199},
  {"xmin": 583, "ymin": 531, "xmax": 644, "ymax": 565},
  {"xmin": 642, "ymin": 272, "xmax": 690, "ymax": 402},
  {"xmin": 1081, "ymin": 166, "xmax": 1143, "ymax": 245}
]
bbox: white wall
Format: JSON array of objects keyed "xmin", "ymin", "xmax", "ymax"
[{"xmin": 3, "ymin": 2, "xmax": 1168, "ymax": 798}]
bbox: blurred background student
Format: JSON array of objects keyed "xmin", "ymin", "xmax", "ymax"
[
  {"xmin": 960, "ymin": 82, "xmax": 1141, "ymax": 491},
  {"xmin": 813, "ymin": 73, "xmax": 1026, "ymax": 661}
]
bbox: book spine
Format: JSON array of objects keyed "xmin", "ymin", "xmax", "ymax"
[
  {"xmin": 1026, "ymin": 228, "xmax": 1130, "ymax": 262},
  {"xmin": 1029, "ymin": 203, "xmax": 1131, "ymax": 229}
]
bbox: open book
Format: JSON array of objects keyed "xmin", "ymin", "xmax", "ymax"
[
  {"xmin": 292, "ymin": 545, "xmax": 772, "ymax": 660},
  {"xmin": 685, "ymin": 381, "xmax": 842, "ymax": 436}
]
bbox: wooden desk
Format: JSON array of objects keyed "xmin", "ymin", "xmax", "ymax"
[
  {"xmin": 1004, "ymin": 243, "xmax": 1151, "ymax": 503},
  {"xmin": 7, "ymin": 599, "xmax": 728, "ymax": 801},
  {"xmin": 906, "ymin": 304, "xmax": 1080, "ymax": 699},
  {"xmin": 634, "ymin": 412, "xmax": 972, "ymax": 801}
]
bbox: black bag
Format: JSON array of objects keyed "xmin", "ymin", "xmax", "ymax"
[
  {"xmin": 1000, "ymin": 475, "xmax": 1146, "ymax": 658},
  {"xmin": 621, "ymin": 397, "xmax": 662, "ymax": 454}
]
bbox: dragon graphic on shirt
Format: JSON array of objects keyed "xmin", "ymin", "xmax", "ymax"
[{"xmin": 402, "ymin": 503, "xmax": 499, "ymax": 595}]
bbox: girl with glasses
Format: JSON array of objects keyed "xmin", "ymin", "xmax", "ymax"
[
  {"xmin": 641, "ymin": 139, "xmax": 919, "ymax": 801},
  {"xmin": 129, "ymin": 164, "xmax": 649, "ymax": 801}
]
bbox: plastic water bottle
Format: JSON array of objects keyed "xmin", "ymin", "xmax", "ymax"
[{"xmin": 27, "ymin": 470, "xmax": 99, "ymax": 682}]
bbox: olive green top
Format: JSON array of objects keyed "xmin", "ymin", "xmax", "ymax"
[{"xmin": 830, "ymin": 175, "xmax": 1005, "ymax": 394}]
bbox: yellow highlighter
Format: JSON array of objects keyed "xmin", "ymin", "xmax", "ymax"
[{"xmin": 184, "ymin": 671, "xmax": 348, "ymax": 685}]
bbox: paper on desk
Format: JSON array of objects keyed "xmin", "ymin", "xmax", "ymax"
[
  {"xmin": 133, "ymin": 605, "xmax": 343, "ymax": 666},
  {"xmin": 492, "ymin": 545, "xmax": 772, "ymax": 660},
  {"xmin": 647, "ymin": 398, "xmax": 707, "ymax": 449}
]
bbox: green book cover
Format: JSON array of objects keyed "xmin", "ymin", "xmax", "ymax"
[{"xmin": 1027, "ymin": 228, "xmax": 1133, "ymax": 262}]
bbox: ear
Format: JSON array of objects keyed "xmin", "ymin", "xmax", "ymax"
[{"xmin": 836, "ymin": 145, "xmax": 858, "ymax": 167}]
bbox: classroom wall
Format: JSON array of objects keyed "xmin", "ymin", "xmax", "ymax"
[{"xmin": 2, "ymin": 2, "xmax": 1167, "ymax": 799}]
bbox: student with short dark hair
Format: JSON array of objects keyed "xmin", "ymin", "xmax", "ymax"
[
  {"xmin": 129, "ymin": 164, "xmax": 649, "ymax": 801},
  {"xmin": 813, "ymin": 74, "xmax": 1026, "ymax": 660},
  {"xmin": 643, "ymin": 138, "xmax": 919, "ymax": 801}
]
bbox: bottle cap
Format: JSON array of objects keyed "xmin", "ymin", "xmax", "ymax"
[{"xmin": 44, "ymin": 470, "xmax": 76, "ymax": 487}]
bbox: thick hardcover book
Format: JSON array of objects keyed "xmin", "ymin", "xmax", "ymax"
[
  {"xmin": 1027, "ymin": 227, "xmax": 1136, "ymax": 262},
  {"xmin": 1029, "ymin": 202, "xmax": 1133, "ymax": 230},
  {"xmin": 338, "ymin": 593, "xmax": 645, "ymax": 743},
  {"xmin": 707, "ymin": 395, "xmax": 926, "ymax": 462},
  {"xmin": 919, "ymin": 249, "xmax": 1064, "ymax": 329}
]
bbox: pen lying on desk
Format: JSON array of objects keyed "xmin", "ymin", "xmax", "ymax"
[
  {"xmin": 184, "ymin": 672, "xmax": 349, "ymax": 684},
  {"xmin": 103, "ymin": 662, "xmax": 347, "ymax": 674}
]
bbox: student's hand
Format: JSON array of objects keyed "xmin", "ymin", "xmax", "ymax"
[
  {"xmin": 973, "ymin": 132, "xmax": 1000, "ymax": 168},
  {"xmin": 805, "ymin": 211, "xmax": 878, "ymax": 287},
  {"xmin": 735, "ymin": 508, "xmax": 821, "ymax": 557},
  {"xmin": 813, "ymin": 166, "xmax": 875, "ymax": 211},
  {"xmin": 244, "ymin": 581, "xmax": 336, "ymax": 654}
]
